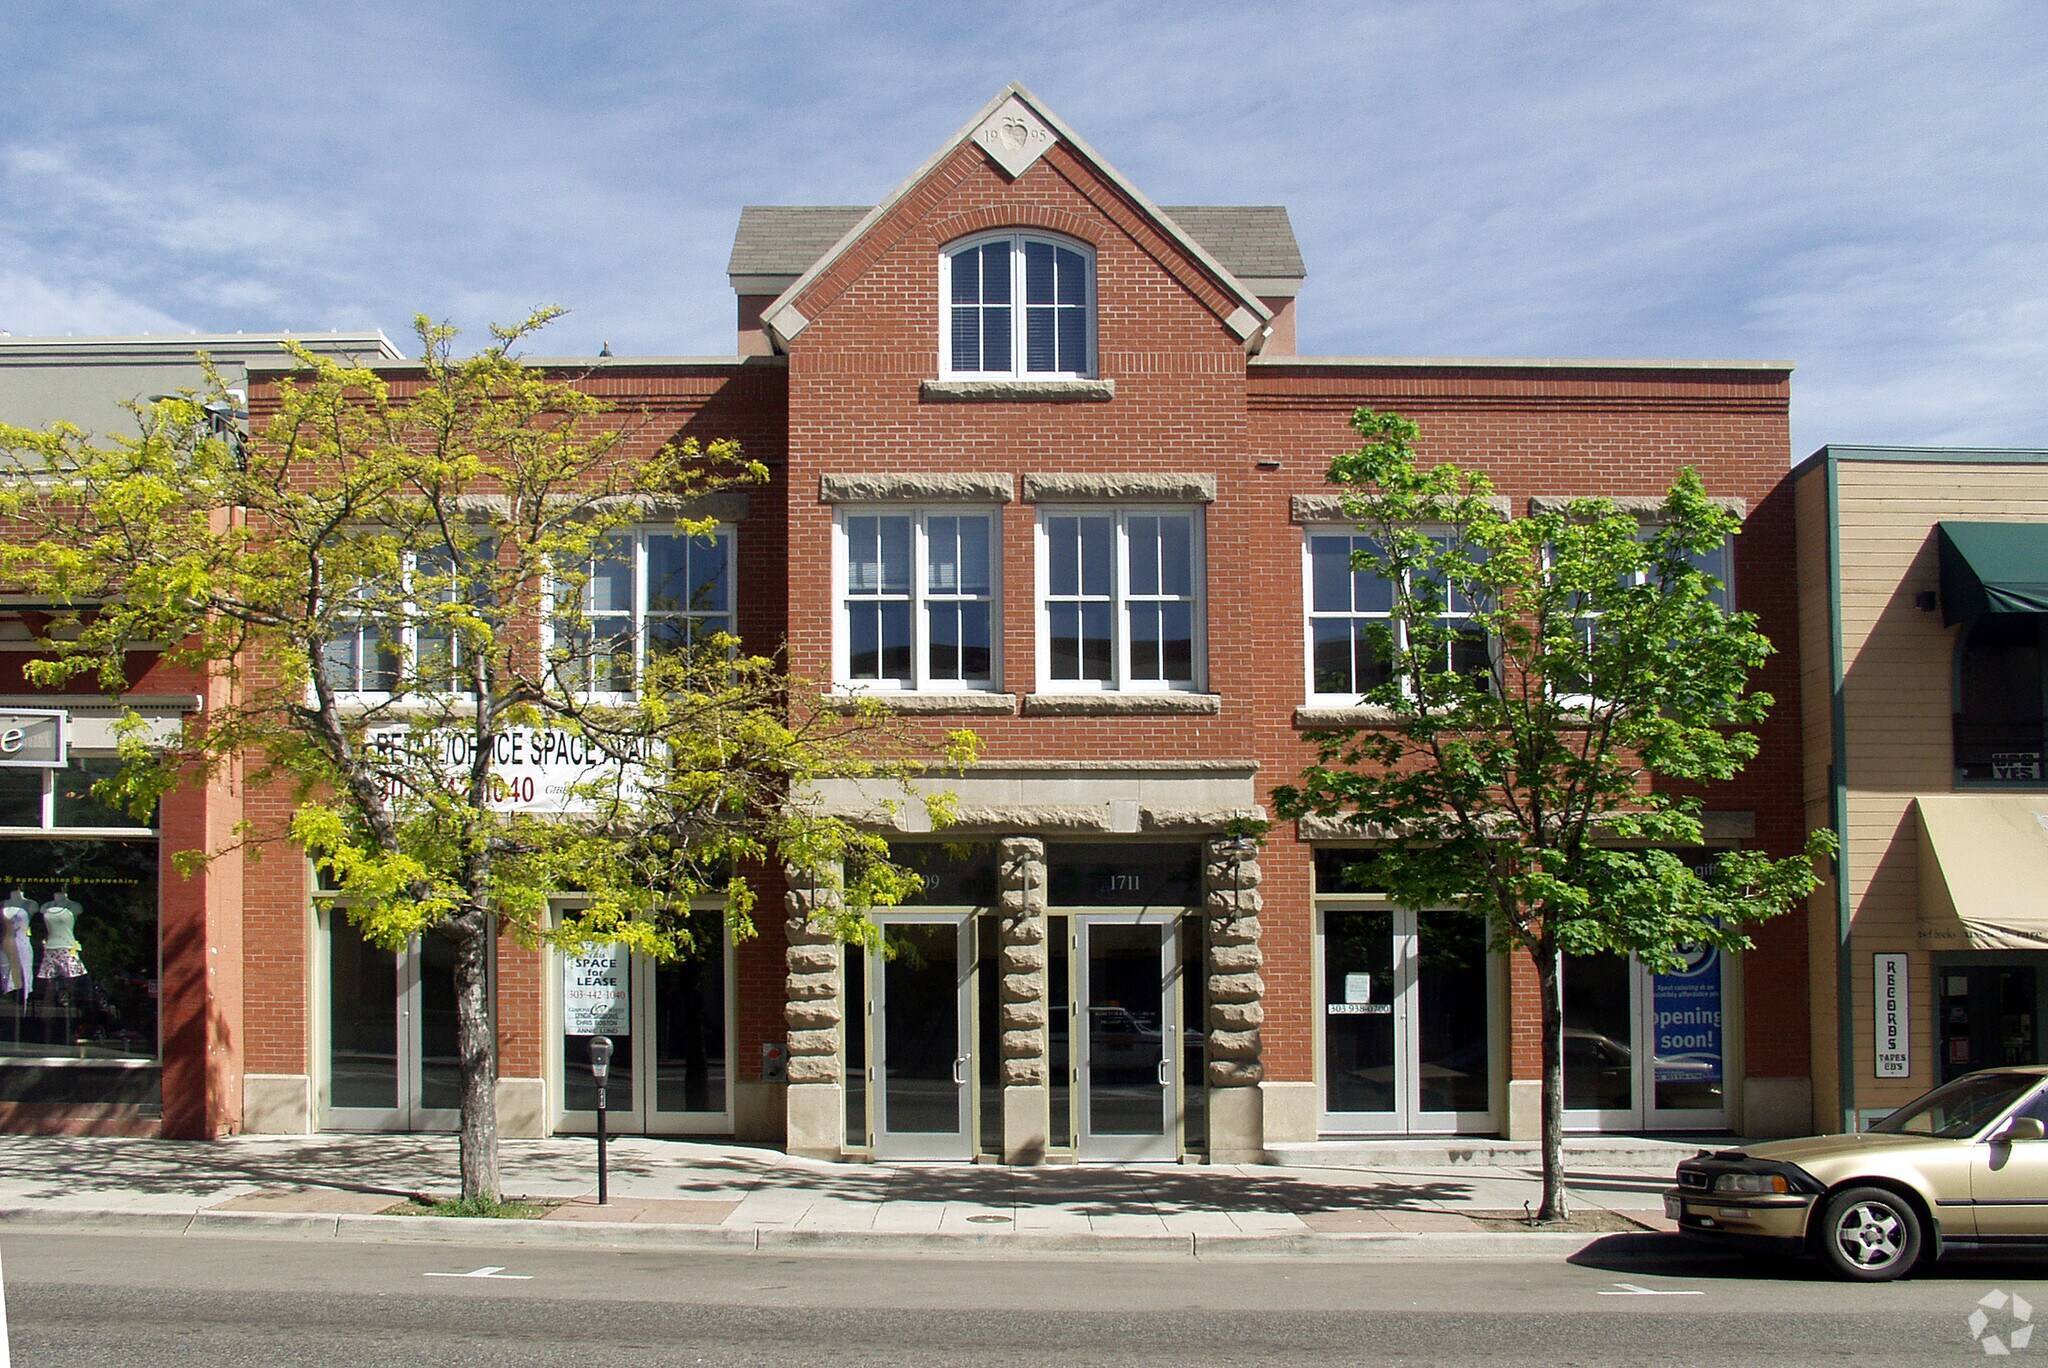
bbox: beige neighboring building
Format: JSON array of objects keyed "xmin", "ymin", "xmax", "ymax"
[{"xmin": 1798, "ymin": 445, "xmax": 2048, "ymax": 1132}]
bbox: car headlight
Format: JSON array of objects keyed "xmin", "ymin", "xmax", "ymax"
[{"xmin": 1715, "ymin": 1172, "xmax": 1790, "ymax": 1195}]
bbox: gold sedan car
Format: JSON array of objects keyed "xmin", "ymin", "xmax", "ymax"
[{"xmin": 1668, "ymin": 1066, "xmax": 2048, "ymax": 1281}]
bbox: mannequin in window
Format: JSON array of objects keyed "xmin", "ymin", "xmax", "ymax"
[
  {"xmin": 37, "ymin": 891, "xmax": 86, "ymax": 983},
  {"xmin": 1, "ymin": 889, "xmax": 34, "ymax": 1003}
]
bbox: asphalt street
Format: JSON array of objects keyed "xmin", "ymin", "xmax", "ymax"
[{"xmin": 6, "ymin": 1229, "xmax": 2048, "ymax": 1365}]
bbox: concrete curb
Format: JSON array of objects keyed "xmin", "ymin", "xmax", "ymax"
[{"xmin": 0, "ymin": 1203, "xmax": 1686, "ymax": 1262}]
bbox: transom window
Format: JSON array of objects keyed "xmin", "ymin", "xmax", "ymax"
[
  {"xmin": 1305, "ymin": 531, "xmax": 1487, "ymax": 701},
  {"xmin": 942, "ymin": 233, "xmax": 1094, "ymax": 380},
  {"xmin": 836, "ymin": 509, "xmax": 997, "ymax": 691},
  {"xmin": 1039, "ymin": 509, "xmax": 1201, "ymax": 691},
  {"xmin": 551, "ymin": 528, "xmax": 734, "ymax": 695}
]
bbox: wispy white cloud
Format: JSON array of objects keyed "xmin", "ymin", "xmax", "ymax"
[{"xmin": 0, "ymin": 0, "xmax": 2042, "ymax": 457}]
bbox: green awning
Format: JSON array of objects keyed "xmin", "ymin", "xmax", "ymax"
[{"xmin": 1938, "ymin": 521, "xmax": 2048, "ymax": 625}]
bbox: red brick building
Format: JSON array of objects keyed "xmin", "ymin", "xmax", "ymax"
[{"xmin": 4, "ymin": 86, "xmax": 1812, "ymax": 1154}]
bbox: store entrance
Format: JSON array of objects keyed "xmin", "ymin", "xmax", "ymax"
[
  {"xmin": 324, "ymin": 913, "xmax": 461, "ymax": 1131},
  {"xmin": 869, "ymin": 912, "xmax": 973, "ymax": 1160},
  {"xmin": 1075, "ymin": 914, "xmax": 1180, "ymax": 1161},
  {"xmin": 556, "ymin": 909, "xmax": 731, "ymax": 1135},
  {"xmin": 1319, "ymin": 906, "xmax": 1494, "ymax": 1133},
  {"xmin": 1563, "ymin": 949, "xmax": 1730, "ymax": 1130}
]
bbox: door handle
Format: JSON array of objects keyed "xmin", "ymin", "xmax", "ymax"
[
  {"xmin": 1157, "ymin": 1058, "xmax": 1172, "ymax": 1087},
  {"xmin": 953, "ymin": 1056, "xmax": 968, "ymax": 1085}
]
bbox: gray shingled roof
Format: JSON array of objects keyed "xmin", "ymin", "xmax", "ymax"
[{"xmin": 728, "ymin": 204, "xmax": 1303, "ymax": 283}]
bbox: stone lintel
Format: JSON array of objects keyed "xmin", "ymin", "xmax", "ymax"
[
  {"xmin": 577, "ymin": 490, "xmax": 752, "ymax": 523},
  {"xmin": 1023, "ymin": 692, "xmax": 1221, "ymax": 716},
  {"xmin": 1290, "ymin": 493, "xmax": 1512, "ymax": 524},
  {"xmin": 1022, "ymin": 472, "xmax": 1214, "ymax": 503},
  {"xmin": 1140, "ymin": 805, "xmax": 1268, "ymax": 833},
  {"xmin": 946, "ymin": 805, "xmax": 1113, "ymax": 833},
  {"xmin": 920, "ymin": 379, "xmax": 1115, "ymax": 403},
  {"xmin": 819, "ymin": 472, "xmax": 1014, "ymax": 504},
  {"xmin": 1526, "ymin": 493, "xmax": 1748, "ymax": 519}
]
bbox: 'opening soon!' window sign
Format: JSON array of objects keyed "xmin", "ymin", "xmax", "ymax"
[{"xmin": 366, "ymin": 725, "xmax": 649, "ymax": 814}]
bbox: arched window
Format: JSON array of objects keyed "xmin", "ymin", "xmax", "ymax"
[
  {"xmin": 1955, "ymin": 613, "xmax": 2048, "ymax": 782},
  {"xmin": 941, "ymin": 233, "xmax": 1093, "ymax": 379}
]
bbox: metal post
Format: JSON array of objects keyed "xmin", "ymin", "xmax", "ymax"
[{"xmin": 589, "ymin": 1034, "xmax": 613, "ymax": 1207}]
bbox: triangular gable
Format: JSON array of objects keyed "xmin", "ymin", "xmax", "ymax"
[{"xmin": 758, "ymin": 82, "xmax": 1272, "ymax": 351}]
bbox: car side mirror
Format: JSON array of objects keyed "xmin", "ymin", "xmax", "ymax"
[{"xmin": 1997, "ymin": 1116, "xmax": 2046, "ymax": 1144}]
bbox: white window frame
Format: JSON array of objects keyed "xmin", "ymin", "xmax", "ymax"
[
  {"xmin": 832, "ymin": 506, "xmax": 1001, "ymax": 694},
  {"xmin": 1301, "ymin": 526, "xmax": 1487, "ymax": 704},
  {"xmin": 939, "ymin": 231, "xmax": 1096, "ymax": 381},
  {"xmin": 548, "ymin": 525, "xmax": 738, "ymax": 701},
  {"xmin": 1035, "ymin": 506, "xmax": 1205, "ymax": 694}
]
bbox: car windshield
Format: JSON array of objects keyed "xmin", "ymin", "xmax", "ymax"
[{"xmin": 1870, "ymin": 1072, "xmax": 2042, "ymax": 1139}]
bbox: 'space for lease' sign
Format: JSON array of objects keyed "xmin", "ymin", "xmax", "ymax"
[{"xmin": 366, "ymin": 725, "xmax": 644, "ymax": 813}]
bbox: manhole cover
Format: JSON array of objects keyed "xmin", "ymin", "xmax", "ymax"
[{"xmin": 966, "ymin": 1214, "xmax": 1011, "ymax": 1224}]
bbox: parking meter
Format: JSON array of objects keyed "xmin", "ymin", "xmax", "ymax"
[{"xmin": 589, "ymin": 1035, "xmax": 613, "ymax": 1204}]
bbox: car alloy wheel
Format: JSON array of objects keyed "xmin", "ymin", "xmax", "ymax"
[{"xmin": 1818, "ymin": 1186, "xmax": 1923, "ymax": 1281}]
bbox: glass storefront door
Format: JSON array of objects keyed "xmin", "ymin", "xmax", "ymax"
[
  {"xmin": 1320, "ymin": 905, "xmax": 1495, "ymax": 1133},
  {"xmin": 557, "ymin": 910, "xmax": 732, "ymax": 1135},
  {"xmin": 869, "ymin": 912, "xmax": 973, "ymax": 1159},
  {"xmin": 1563, "ymin": 948, "xmax": 1731, "ymax": 1131},
  {"xmin": 324, "ymin": 912, "xmax": 463, "ymax": 1131},
  {"xmin": 1076, "ymin": 915, "xmax": 1179, "ymax": 1161}
]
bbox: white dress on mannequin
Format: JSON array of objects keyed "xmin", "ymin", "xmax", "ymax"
[
  {"xmin": 1, "ymin": 890, "xmax": 35, "ymax": 999},
  {"xmin": 38, "ymin": 894, "xmax": 85, "ymax": 980}
]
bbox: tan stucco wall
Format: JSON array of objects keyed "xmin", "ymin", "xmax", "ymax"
[{"xmin": 1803, "ymin": 455, "xmax": 2048, "ymax": 1119}]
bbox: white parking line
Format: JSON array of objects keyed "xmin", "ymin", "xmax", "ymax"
[
  {"xmin": 424, "ymin": 1266, "xmax": 533, "ymax": 1280},
  {"xmin": 1597, "ymin": 1282, "xmax": 1704, "ymax": 1296}
]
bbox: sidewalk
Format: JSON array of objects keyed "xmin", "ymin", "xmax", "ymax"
[{"xmin": 0, "ymin": 1132, "xmax": 1699, "ymax": 1259}]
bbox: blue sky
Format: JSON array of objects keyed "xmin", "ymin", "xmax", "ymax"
[{"xmin": 1, "ymin": 1, "xmax": 2042, "ymax": 459}]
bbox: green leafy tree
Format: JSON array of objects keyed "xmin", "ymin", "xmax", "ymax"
[
  {"xmin": 0, "ymin": 314, "xmax": 973, "ymax": 1200},
  {"xmin": 1273, "ymin": 409, "xmax": 1831, "ymax": 1221}
]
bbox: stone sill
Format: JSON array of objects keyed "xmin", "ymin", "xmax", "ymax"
[
  {"xmin": 822, "ymin": 692, "xmax": 1018, "ymax": 716},
  {"xmin": 1023, "ymin": 692, "xmax": 1221, "ymax": 716},
  {"xmin": 1294, "ymin": 704, "xmax": 1399, "ymax": 727},
  {"xmin": 920, "ymin": 378, "xmax": 1116, "ymax": 403}
]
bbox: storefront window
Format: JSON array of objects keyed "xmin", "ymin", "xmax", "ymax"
[{"xmin": 0, "ymin": 838, "xmax": 160, "ymax": 1104}]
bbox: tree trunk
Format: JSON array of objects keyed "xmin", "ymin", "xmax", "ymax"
[
  {"xmin": 1534, "ymin": 937, "xmax": 1569, "ymax": 1222},
  {"xmin": 450, "ymin": 921, "xmax": 501, "ymax": 1202}
]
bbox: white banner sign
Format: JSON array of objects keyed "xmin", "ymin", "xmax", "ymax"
[
  {"xmin": 1875, "ymin": 952, "xmax": 1910, "ymax": 1078},
  {"xmin": 563, "ymin": 943, "xmax": 628, "ymax": 1036},
  {"xmin": 366, "ymin": 726, "xmax": 645, "ymax": 813}
]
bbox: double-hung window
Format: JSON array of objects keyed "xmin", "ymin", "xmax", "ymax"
[
  {"xmin": 552, "ymin": 527, "xmax": 735, "ymax": 696},
  {"xmin": 1039, "ymin": 509, "xmax": 1201, "ymax": 691},
  {"xmin": 1305, "ymin": 530, "xmax": 1487, "ymax": 702},
  {"xmin": 836, "ymin": 509, "xmax": 997, "ymax": 691},
  {"xmin": 942, "ymin": 233, "xmax": 1094, "ymax": 379},
  {"xmin": 1552, "ymin": 532, "xmax": 1732, "ymax": 703},
  {"xmin": 321, "ymin": 542, "xmax": 494, "ymax": 698}
]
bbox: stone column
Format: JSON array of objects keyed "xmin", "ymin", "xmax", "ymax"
[
  {"xmin": 1204, "ymin": 835, "xmax": 1266, "ymax": 1162},
  {"xmin": 997, "ymin": 836, "xmax": 1051, "ymax": 1164},
  {"xmin": 782, "ymin": 860, "xmax": 845, "ymax": 1160}
]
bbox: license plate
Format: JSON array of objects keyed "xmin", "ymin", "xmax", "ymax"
[{"xmin": 1664, "ymin": 1193, "xmax": 1683, "ymax": 1219}]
